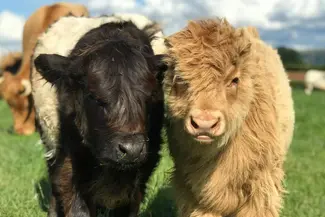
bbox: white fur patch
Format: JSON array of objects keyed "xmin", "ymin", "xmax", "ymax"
[
  {"xmin": 31, "ymin": 14, "xmax": 167, "ymax": 160},
  {"xmin": 21, "ymin": 79, "xmax": 32, "ymax": 96}
]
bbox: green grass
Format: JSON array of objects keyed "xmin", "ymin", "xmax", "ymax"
[{"xmin": 0, "ymin": 86, "xmax": 325, "ymax": 217}]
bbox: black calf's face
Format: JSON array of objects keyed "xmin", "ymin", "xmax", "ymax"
[
  {"xmin": 34, "ymin": 41, "xmax": 166, "ymax": 169},
  {"xmin": 83, "ymin": 43, "xmax": 160, "ymax": 167}
]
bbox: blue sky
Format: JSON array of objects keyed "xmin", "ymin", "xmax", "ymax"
[
  {"xmin": 1, "ymin": 0, "xmax": 84, "ymax": 17},
  {"xmin": 0, "ymin": 0, "xmax": 325, "ymax": 55}
]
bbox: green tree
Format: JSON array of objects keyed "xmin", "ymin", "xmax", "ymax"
[{"xmin": 277, "ymin": 46, "xmax": 305, "ymax": 67}]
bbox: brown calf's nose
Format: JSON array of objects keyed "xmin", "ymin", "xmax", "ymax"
[{"xmin": 190, "ymin": 115, "xmax": 220, "ymax": 131}]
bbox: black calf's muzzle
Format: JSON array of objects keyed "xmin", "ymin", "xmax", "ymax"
[{"xmin": 114, "ymin": 133, "xmax": 147, "ymax": 163}]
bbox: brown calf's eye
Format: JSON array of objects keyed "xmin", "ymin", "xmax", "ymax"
[{"xmin": 232, "ymin": 77, "xmax": 239, "ymax": 85}]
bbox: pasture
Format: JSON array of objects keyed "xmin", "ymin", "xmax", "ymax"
[{"xmin": 0, "ymin": 84, "xmax": 324, "ymax": 217}]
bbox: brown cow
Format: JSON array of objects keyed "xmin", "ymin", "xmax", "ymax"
[
  {"xmin": 0, "ymin": 2, "xmax": 89, "ymax": 135},
  {"xmin": 0, "ymin": 52, "xmax": 22, "ymax": 100},
  {"xmin": 0, "ymin": 52, "xmax": 22, "ymax": 77}
]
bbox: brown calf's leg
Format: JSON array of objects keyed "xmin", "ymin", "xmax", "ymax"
[
  {"xmin": 234, "ymin": 191, "xmax": 282, "ymax": 217},
  {"xmin": 235, "ymin": 200, "xmax": 280, "ymax": 217},
  {"xmin": 176, "ymin": 195, "xmax": 222, "ymax": 217},
  {"xmin": 178, "ymin": 204, "xmax": 222, "ymax": 217}
]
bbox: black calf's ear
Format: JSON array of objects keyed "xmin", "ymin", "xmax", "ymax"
[
  {"xmin": 34, "ymin": 54, "xmax": 71, "ymax": 83},
  {"xmin": 152, "ymin": 54, "xmax": 168, "ymax": 83},
  {"xmin": 153, "ymin": 54, "xmax": 168, "ymax": 72}
]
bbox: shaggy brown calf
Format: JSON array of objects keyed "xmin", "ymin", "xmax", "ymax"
[
  {"xmin": 0, "ymin": 2, "xmax": 88, "ymax": 135},
  {"xmin": 162, "ymin": 19, "xmax": 295, "ymax": 217}
]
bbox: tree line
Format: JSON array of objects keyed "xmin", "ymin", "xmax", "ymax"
[{"xmin": 277, "ymin": 47, "xmax": 325, "ymax": 71}]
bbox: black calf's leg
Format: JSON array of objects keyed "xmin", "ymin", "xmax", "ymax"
[
  {"xmin": 48, "ymin": 156, "xmax": 92, "ymax": 217},
  {"xmin": 70, "ymin": 192, "xmax": 92, "ymax": 217},
  {"xmin": 111, "ymin": 205, "xmax": 133, "ymax": 217},
  {"xmin": 111, "ymin": 191, "xmax": 142, "ymax": 217},
  {"xmin": 47, "ymin": 194, "xmax": 59, "ymax": 217}
]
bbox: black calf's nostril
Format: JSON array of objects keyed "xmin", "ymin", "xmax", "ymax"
[
  {"xmin": 118, "ymin": 144, "xmax": 127, "ymax": 155},
  {"xmin": 191, "ymin": 117, "xmax": 199, "ymax": 129}
]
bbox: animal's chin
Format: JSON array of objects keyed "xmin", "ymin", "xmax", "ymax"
[{"xmin": 99, "ymin": 158, "xmax": 145, "ymax": 171}]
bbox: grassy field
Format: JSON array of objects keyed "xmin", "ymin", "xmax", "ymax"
[{"xmin": 0, "ymin": 85, "xmax": 325, "ymax": 217}]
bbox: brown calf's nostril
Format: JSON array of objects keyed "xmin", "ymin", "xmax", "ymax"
[
  {"xmin": 190, "ymin": 116, "xmax": 199, "ymax": 129},
  {"xmin": 211, "ymin": 117, "xmax": 221, "ymax": 129}
]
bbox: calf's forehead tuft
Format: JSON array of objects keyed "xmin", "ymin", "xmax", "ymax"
[{"xmin": 165, "ymin": 18, "xmax": 252, "ymax": 79}]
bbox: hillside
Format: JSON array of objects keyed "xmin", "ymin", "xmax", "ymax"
[{"xmin": 300, "ymin": 49, "xmax": 325, "ymax": 66}]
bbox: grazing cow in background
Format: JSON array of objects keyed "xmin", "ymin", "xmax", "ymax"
[
  {"xmin": 162, "ymin": 19, "xmax": 295, "ymax": 217},
  {"xmin": 304, "ymin": 69, "xmax": 325, "ymax": 95},
  {"xmin": 32, "ymin": 14, "xmax": 167, "ymax": 217},
  {"xmin": 0, "ymin": 52, "xmax": 22, "ymax": 77},
  {"xmin": 0, "ymin": 52, "xmax": 22, "ymax": 102},
  {"xmin": 0, "ymin": 2, "xmax": 89, "ymax": 135}
]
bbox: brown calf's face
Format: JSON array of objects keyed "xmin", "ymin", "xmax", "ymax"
[
  {"xmin": 0, "ymin": 72, "xmax": 35, "ymax": 135},
  {"xmin": 164, "ymin": 19, "xmax": 256, "ymax": 146}
]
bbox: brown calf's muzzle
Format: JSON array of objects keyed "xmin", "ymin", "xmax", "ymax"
[{"xmin": 186, "ymin": 108, "xmax": 226, "ymax": 143}]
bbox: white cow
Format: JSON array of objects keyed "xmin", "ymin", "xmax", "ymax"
[{"xmin": 304, "ymin": 69, "xmax": 325, "ymax": 95}]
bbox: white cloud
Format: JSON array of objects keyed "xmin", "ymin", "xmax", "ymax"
[
  {"xmin": 87, "ymin": 0, "xmax": 325, "ymax": 33},
  {"xmin": 1, "ymin": 0, "xmax": 324, "ymax": 56},
  {"xmin": 0, "ymin": 10, "xmax": 25, "ymax": 56},
  {"xmin": 0, "ymin": 10, "xmax": 25, "ymax": 41},
  {"xmin": 86, "ymin": 0, "xmax": 325, "ymax": 49},
  {"xmin": 274, "ymin": 0, "xmax": 323, "ymax": 19},
  {"xmin": 290, "ymin": 44, "xmax": 315, "ymax": 51},
  {"xmin": 88, "ymin": 0, "xmax": 137, "ymax": 11}
]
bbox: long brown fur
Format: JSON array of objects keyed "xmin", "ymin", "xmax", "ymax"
[{"xmin": 163, "ymin": 18, "xmax": 295, "ymax": 217}]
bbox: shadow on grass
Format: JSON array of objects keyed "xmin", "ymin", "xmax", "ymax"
[
  {"xmin": 141, "ymin": 186, "xmax": 176, "ymax": 217},
  {"xmin": 0, "ymin": 125, "xmax": 15, "ymax": 134},
  {"xmin": 34, "ymin": 176, "xmax": 51, "ymax": 213}
]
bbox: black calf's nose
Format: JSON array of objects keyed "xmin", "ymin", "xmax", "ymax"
[
  {"xmin": 116, "ymin": 135, "xmax": 146, "ymax": 162},
  {"xmin": 118, "ymin": 142, "xmax": 143, "ymax": 159}
]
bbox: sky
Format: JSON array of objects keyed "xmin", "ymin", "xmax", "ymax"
[{"xmin": 1, "ymin": 0, "xmax": 325, "ymax": 56}]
